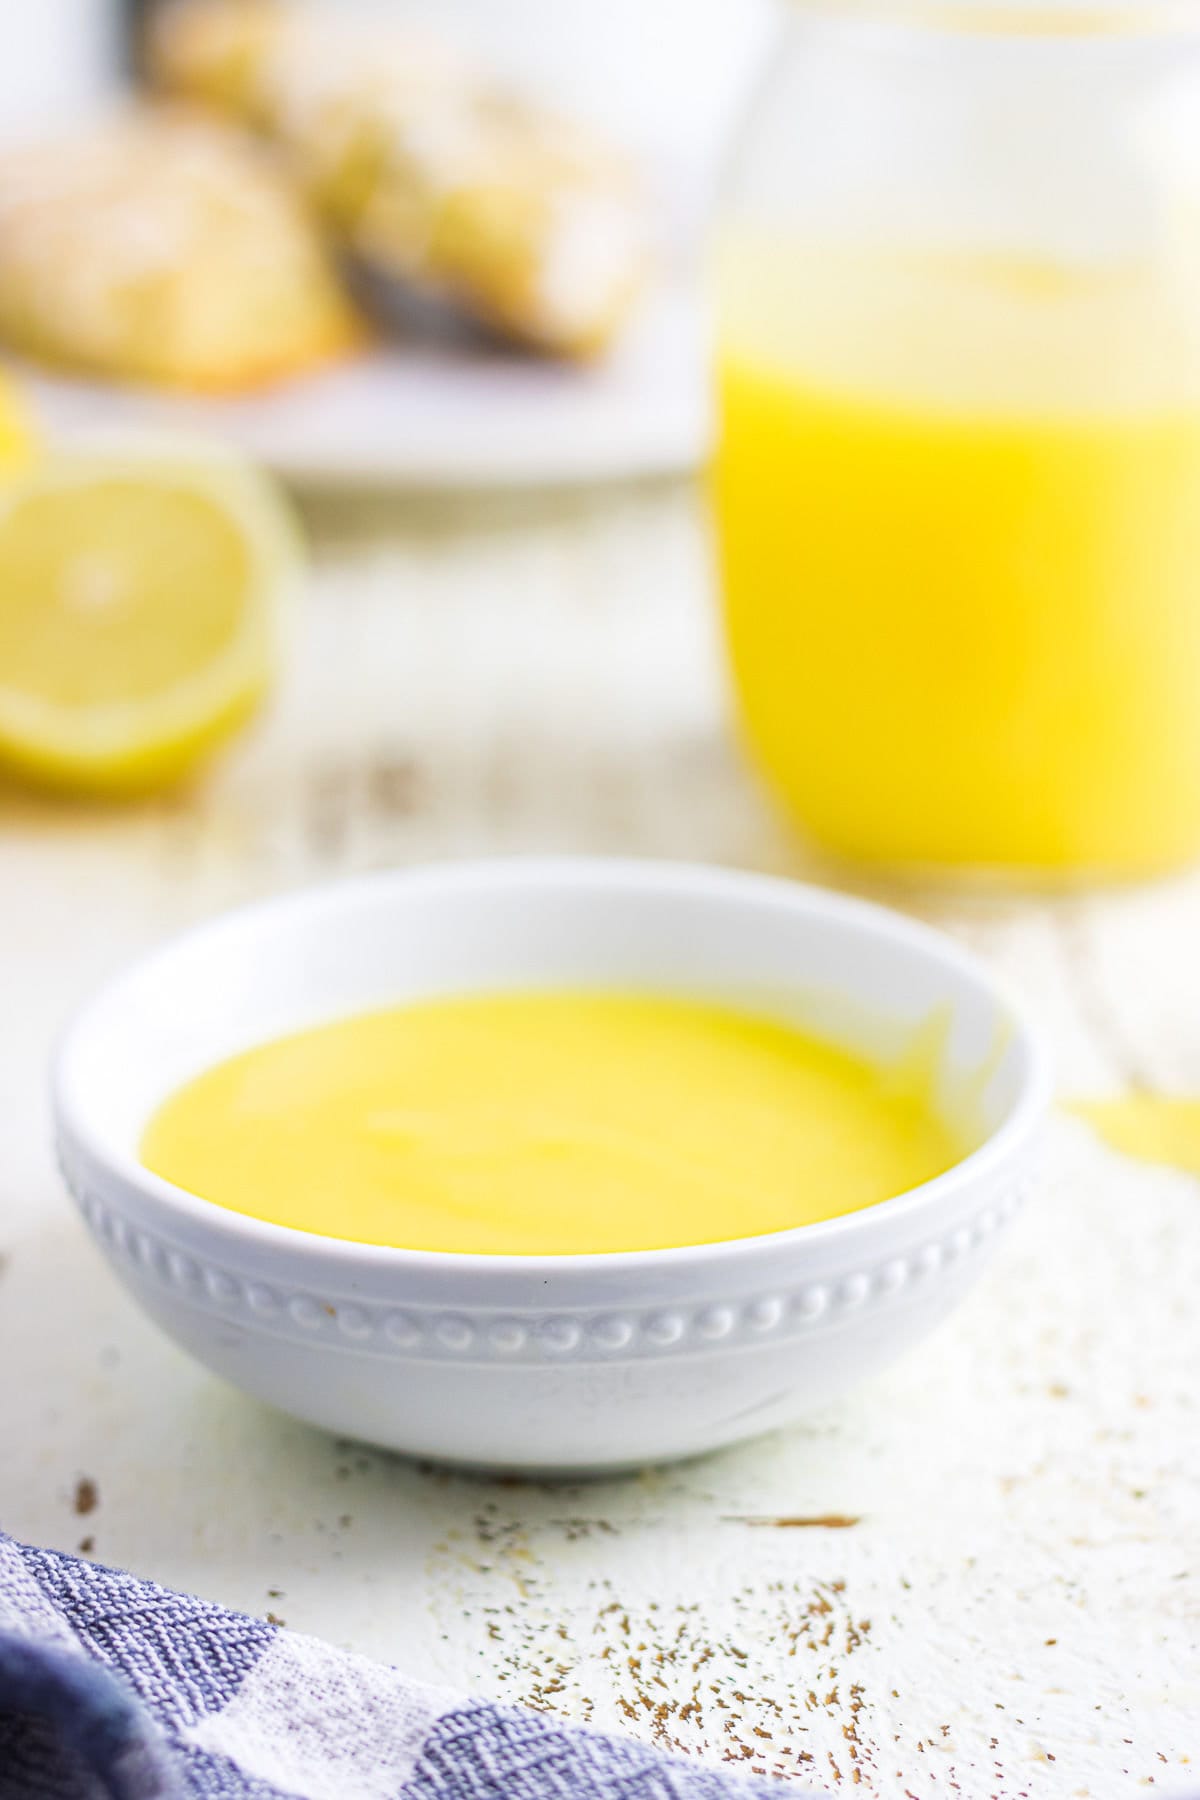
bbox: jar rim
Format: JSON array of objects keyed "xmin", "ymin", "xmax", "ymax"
[{"xmin": 792, "ymin": 0, "xmax": 1199, "ymax": 35}]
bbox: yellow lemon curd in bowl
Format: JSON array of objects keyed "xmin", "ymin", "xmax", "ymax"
[{"xmin": 140, "ymin": 990, "xmax": 966, "ymax": 1255}]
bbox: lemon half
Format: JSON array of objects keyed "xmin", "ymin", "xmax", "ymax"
[
  {"xmin": 0, "ymin": 445, "xmax": 300, "ymax": 794},
  {"xmin": 0, "ymin": 365, "xmax": 37, "ymax": 475}
]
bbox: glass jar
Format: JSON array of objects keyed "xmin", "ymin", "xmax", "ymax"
[{"xmin": 712, "ymin": 1, "xmax": 1200, "ymax": 881}]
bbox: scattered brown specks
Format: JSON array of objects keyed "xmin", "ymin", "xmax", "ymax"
[
  {"xmin": 367, "ymin": 754, "xmax": 422, "ymax": 820},
  {"xmin": 441, "ymin": 1524, "xmax": 879, "ymax": 1784},
  {"xmin": 304, "ymin": 762, "xmax": 352, "ymax": 862},
  {"xmin": 73, "ymin": 1476, "xmax": 98, "ymax": 1517},
  {"xmin": 726, "ymin": 1514, "xmax": 862, "ymax": 1530},
  {"xmin": 77, "ymin": 1536, "xmax": 94, "ymax": 1556}
]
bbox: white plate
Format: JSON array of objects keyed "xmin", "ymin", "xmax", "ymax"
[{"xmin": 23, "ymin": 278, "xmax": 711, "ymax": 490}]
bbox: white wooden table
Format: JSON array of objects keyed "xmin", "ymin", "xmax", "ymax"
[{"xmin": 2, "ymin": 478, "xmax": 1197, "ymax": 1798}]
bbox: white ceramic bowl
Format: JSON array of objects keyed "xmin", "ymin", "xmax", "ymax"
[{"xmin": 53, "ymin": 858, "xmax": 1050, "ymax": 1473}]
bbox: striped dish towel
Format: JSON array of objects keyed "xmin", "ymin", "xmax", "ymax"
[{"xmin": 0, "ymin": 1533, "xmax": 816, "ymax": 1799}]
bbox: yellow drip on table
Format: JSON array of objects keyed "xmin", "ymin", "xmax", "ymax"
[
  {"xmin": 713, "ymin": 239, "xmax": 1200, "ymax": 875},
  {"xmin": 1073, "ymin": 1095, "xmax": 1200, "ymax": 1177},
  {"xmin": 140, "ymin": 990, "xmax": 965, "ymax": 1255}
]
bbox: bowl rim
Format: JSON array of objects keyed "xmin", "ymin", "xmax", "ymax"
[{"xmin": 53, "ymin": 855, "xmax": 1053, "ymax": 1278}]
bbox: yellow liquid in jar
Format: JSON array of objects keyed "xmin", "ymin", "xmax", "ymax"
[
  {"xmin": 713, "ymin": 241, "xmax": 1200, "ymax": 875},
  {"xmin": 140, "ymin": 990, "xmax": 965, "ymax": 1255}
]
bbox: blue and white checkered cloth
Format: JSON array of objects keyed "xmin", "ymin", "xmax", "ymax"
[{"xmin": 0, "ymin": 1533, "xmax": 815, "ymax": 1800}]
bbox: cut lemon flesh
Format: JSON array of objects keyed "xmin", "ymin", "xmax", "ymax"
[
  {"xmin": 0, "ymin": 367, "xmax": 36, "ymax": 476},
  {"xmin": 0, "ymin": 445, "xmax": 300, "ymax": 794}
]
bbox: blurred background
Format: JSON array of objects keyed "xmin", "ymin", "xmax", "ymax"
[
  {"xmin": 3, "ymin": 0, "xmax": 1200, "ymax": 856},
  {"xmin": 0, "ymin": 0, "xmax": 781, "ymax": 812},
  {"xmin": 0, "ymin": 0, "xmax": 777, "ymax": 486},
  {"xmin": 129, "ymin": 0, "xmax": 772, "ymax": 190},
  {"xmin": 6, "ymin": 0, "xmax": 773, "ymax": 170}
]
